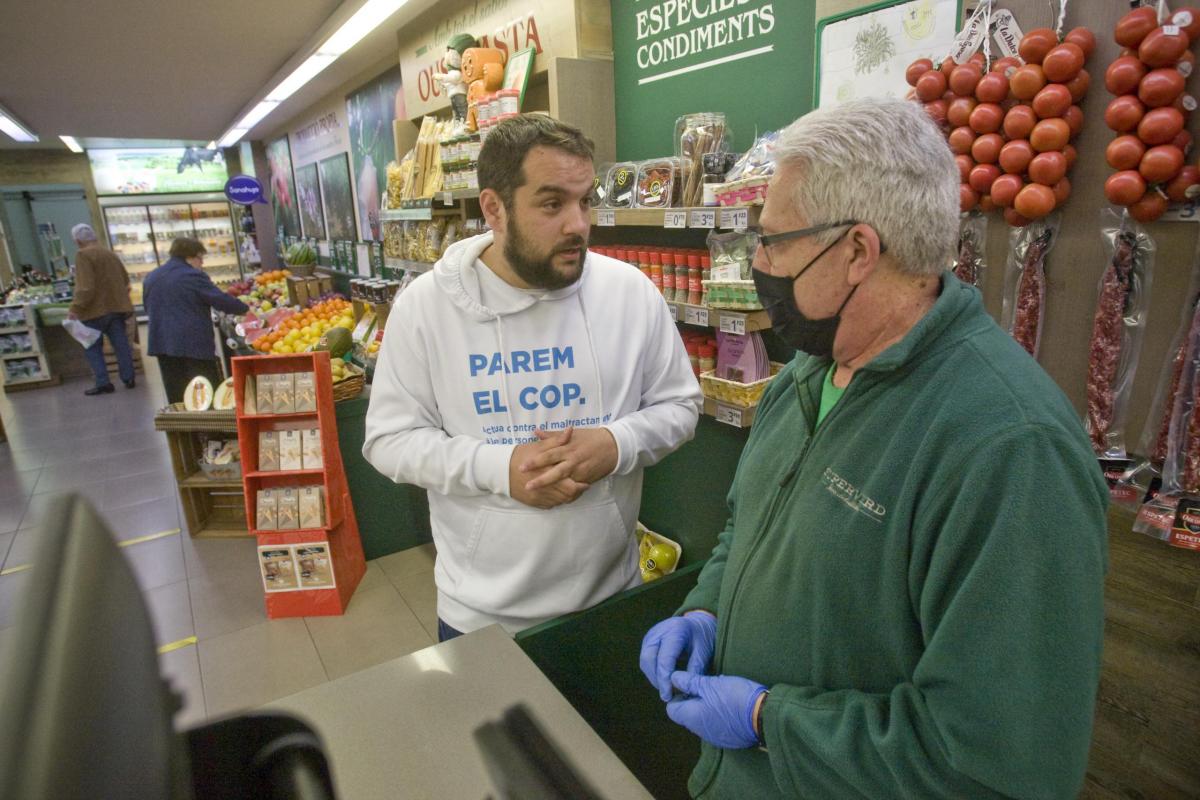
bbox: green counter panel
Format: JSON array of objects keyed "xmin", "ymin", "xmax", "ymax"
[{"xmin": 335, "ymin": 395, "xmax": 432, "ymax": 560}]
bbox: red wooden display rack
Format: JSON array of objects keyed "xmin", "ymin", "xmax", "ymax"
[{"xmin": 233, "ymin": 352, "xmax": 366, "ymax": 618}]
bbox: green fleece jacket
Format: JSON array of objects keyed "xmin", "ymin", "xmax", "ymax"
[{"xmin": 679, "ymin": 273, "xmax": 1107, "ymax": 800}]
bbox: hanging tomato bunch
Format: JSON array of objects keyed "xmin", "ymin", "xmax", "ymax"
[
  {"xmin": 1103, "ymin": 5, "xmax": 1200, "ymax": 222},
  {"xmin": 909, "ymin": 24, "xmax": 1095, "ymax": 226}
]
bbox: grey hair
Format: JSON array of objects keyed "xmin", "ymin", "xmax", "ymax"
[
  {"xmin": 772, "ymin": 97, "xmax": 958, "ymax": 277},
  {"xmin": 71, "ymin": 223, "xmax": 98, "ymax": 243}
]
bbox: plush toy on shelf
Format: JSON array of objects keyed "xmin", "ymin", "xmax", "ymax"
[
  {"xmin": 434, "ymin": 33, "xmax": 478, "ymax": 130},
  {"xmin": 462, "ymin": 46, "xmax": 507, "ymax": 131}
]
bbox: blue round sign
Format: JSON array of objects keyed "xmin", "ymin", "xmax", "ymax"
[{"xmin": 225, "ymin": 175, "xmax": 265, "ymax": 205}]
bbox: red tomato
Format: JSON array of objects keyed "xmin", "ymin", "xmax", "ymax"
[
  {"xmin": 999, "ymin": 139, "xmax": 1036, "ymax": 174},
  {"xmin": 947, "ymin": 96, "xmax": 978, "ymax": 128},
  {"xmin": 1063, "ymin": 105, "xmax": 1084, "ymax": 138},
  {"xmin": 1172, "ymin": 8, "xmax": 1200, "ymax": 39},
  {"xmin": 990, "ymin": 173, "xmax": 1025, "ymax": 207},
  {"xmin": 1030, "ymin": 118, "xmax": 1071, "ymax": 152},
  {"xmin": 940, "ymin": 57, "xmax": 958, "ymax": 76},
  {"xmin": 916, "ymin": 70, "xmax": 948, "ymax": 102},
  {"xmin": 975, "ymin": 72, "xmax": 1010, "ymax": 103},
  {"xmin": 1139, "ymin": 144, "xmax": 1186, "ymax": 183},
  {"xmin": 1063, "ymin": 143, "xmax": 1079, "ymax": 170},
  {"xmin": 1137, "ymin": 106, "xmax": 1185, "ymax": 145},
  {"xmin": 1173, "ymin": 129, "xmax": 1194, "ymax": 154},
  {"xmin": 1032, "ymin": 84, "xmax": 1072, "ymax": 118},
  {"xmin": 955, "ymin": 154, "xmax": 975, "ymax": 183},
  {"xmin": 1029, "ymin": 151, "xmax": 1068, "ymax": 186},
  {"xmin": 1139, "ymin": 68, "xmax": 1186, "ymax": 108},
  {"xmin": 971, "ymin": 132, "xmax": 1005, "ymax": 164},
  {"xmin": 1140, "ymin": 27, "xmax": 1191, "ymax": 68},
  {"xmin": 948, "ymin": 126, "xmax": 977, "ymax": 154},
  {"xmin": 949, "ymin": 64, "xmax": 983, "ymax": 97},
  {"xmin": 1052, "ymin": 177, "xmax": 1072, "ymax": 205},
  {"xmin": 1106, "ymin": 135, "xmax": 1148, "ymax": 170},
  {"xmin": 924, "ymin": 99, "xmax": 949, "ymax": 127},
  {"xmin": 1105, "ymin": 56, "xmax": 1148, "ymax": 95},
  {"xmin": 1010, "ymin": 65, "xmax": 1048, "ymax": 100},
  {"xmin": 1129, "ymin": 191, "xmax": 1168, "ymax": 221},
  {"xmin": 1165, "ymin": 164, "xmax": 1200, "ymax": 201},
  {"xmin": 1014, "ymin": 184, "xmax": 1057, "ymax": 219},
  {"xmin": 1004, "ymin": 207, "xmax": 1032, "ymax": 227},
  {"xmin": 969, "ymin": 102, "xmax": 1005, "ymax": 134},
  {"xmin": 1042, "ymin": 43, "xmax": 1085, "ymax": 83},
  {"xmin": 1115, "ymin": 7, "xmax": 1160, "ymax": 48},
  {"xmin": 1105, "ymin": 95, "xmax": 1146, "ymax": 132},
  {"xmin": 1064, "ymin": 27, "xmax": 1096, "ymax": 58},
  {"xmin": 991, "ymin": 56, "xmax": 1022, "ymax": 74},
  {"xmin": 1105, "ymin": 170, "xmax": 1148, "ymax": 205},
  {"xmin": 1003, "ymin": 104, "xmax": 1038, "ymax": 139},
  {"xmin": 979, "ymin": 194, "xmax": 998, "ymax": 212},
  {"xmin": 1019, "ymin": 28, "xmax": 1059, "ymax": 64},
  {"xmin": 1066, "ymin": 69, "xmax": 1091, "ymax": 103},
  {"xmin": 960, "ymin": 184, "xmax": 980, "ymax": 211},
  {"xmin": 968, "ymin": 163, "xmax": 1002, "ymax": 194},
  {"xmin": 906, "ymin": 58, "xmax": 934, "ymax": 87}
]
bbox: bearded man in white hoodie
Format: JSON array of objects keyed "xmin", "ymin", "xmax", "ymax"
[{"xmin": 364, "ymin": 114, "xmax": 702, "ymax": 639}]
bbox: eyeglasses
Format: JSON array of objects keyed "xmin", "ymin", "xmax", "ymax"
[{"xmin": 758, "ymin": 220, "xmax": 885, "ymax": 271}]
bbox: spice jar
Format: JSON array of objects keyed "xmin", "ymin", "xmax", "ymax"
[
  {"xmin": 648, "ymin": 252, "xmax": 663, "ymax": 291},
  {"xmin": 675, "ymin": 256, "xmax": 690, "ymax": 304},
  {"xmin": 499, "ymin": 88, "xmax": 520, "ymax": 116},
  {"xmin": 658, "ymin": 252, "xmax": 672, "ymax": 297},
  {"xmin": 687, "ymin": 254, "xmax": 703, "ymax": 306},
  {"xmin": 686, "ymin": 340, "xmax": 700, "ymax": 375},
  {"xmin": 698, "ymin": 344, "xmax": 716, "ymax": 374},
  {"xmin": 638, "ymin": 250, "xmax": 652, "ymax": 281}
]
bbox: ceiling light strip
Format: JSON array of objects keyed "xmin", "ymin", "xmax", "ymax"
[
  {"xmin": 59, "ymin": 135, "xmax": 83, "ymax": 153},
  {"xmin": 0, "ymin": 102, "xmax": 37, "ymax": 142}
]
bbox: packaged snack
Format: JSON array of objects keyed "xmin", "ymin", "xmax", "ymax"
[
  {"xmin": 1001, "ymin": 215, "xmax": 1061, "ymax": 359},
  {"xmin": 274, "ymin": 373, "xmax": 296, "ymax": 414},
  {"xmin": 279, "ymin": 430, "xmax": 303, "ymax": 471},
  {"xmin": 954, "ymin": 211, "xmax": 987, "ymax": 288},
  {"xmin": 277, "ymin": 488, "xmax": 300, "ymax": 530},
  {"xmin": 299, "ymin": 486, "xmax": 325, "ymax": 529},
  {"xmin": 256, "ymin": 489, "xmax": 278, "ymax": 531},
  {"xmin": 420, "ymin": 217, "xmax": 448, "ymax": 262},
  {"xmin": 301, "ymin": 428, "xmax": 323, "ymax": 470},
  {"xmin": 440, "ymin": 219, "xmax": 461, "ymax": 257},
  {"xmin": 604, "ymin": 162, "xmax": 639, "ymax": 208},
  {"xmin": 258, "ymin": 431, "xmax": 280, "ymax": 472},
  {"xmin": 294, "ymin": 372, "xmax": 316, "ymax": 413},
  {"xmin": 255, "ymin": 374, "xmax": 274, "ymax": 414},
  {"xmin": 676, "ymin": 113, "xmax": 729, "ymax": 207},
  {"xmin": 402, "ymin": 221, "xmax": 421, "ymax": 261},
  {"xmin": 707, "ymin": 229, "xmax": 760, "ymax": 281},
  {"xmin": 242, "ymin": 373, "xmax": 257, "ymax": 415},
  {"xmin": 635, "ymin": 159, "xmax": 680, "ymax": 208}
]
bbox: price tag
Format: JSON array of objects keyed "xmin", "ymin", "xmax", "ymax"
[
  {"xmin": 720, "ymin": 208, "xmax": 749, "ymax": 229},
  {"xmin": 664, "ymin": 210, "xmax": 688, "ymax": 229},
  {"xmin": 596, "ymin": 209, "xmax": 616, "ymax": 227},
  {"xmin": 689, "ymin": 209, "xmax": 716, "ymax": 228},
  {"xmin": 665, "ymin": 301, "xmax": 681, "ymax": 321},
  {"xmin": 684, "ymin": 305, "xmax": 710, "ymax": 327},
  {"xmin": 711, "ymin": 263, "xmax": 741, "ymax": 281},
  {"xmin": 442, "ymin": 192, "xmax": 454, "ymax": 206},
  {"xmin": 719, "ymin": 313, "xmax": 747, "ymax": 336},
  {"xmin": 715, "ymin": 403, "xmax": 744, "ymax": 427}
]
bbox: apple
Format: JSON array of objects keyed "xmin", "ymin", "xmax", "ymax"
[{"xmin": 646, "ymin": 543, "xmax": 678, "ymax": 572}]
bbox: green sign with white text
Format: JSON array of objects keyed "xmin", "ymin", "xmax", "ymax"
[{"xmin": 611, "ymin": 0, "xmax": 815, "ymax": 161}]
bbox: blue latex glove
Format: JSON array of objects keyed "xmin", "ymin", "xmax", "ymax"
[
  {"xmin": 639, "ymin": 612, "xmax": 718, "ymax": 702},
  {"xmin": 665, "ymin": 670, "xmax": 767, "ymax": 750}
]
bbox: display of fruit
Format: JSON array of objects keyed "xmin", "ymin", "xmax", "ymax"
[
  {"xmin": 251, "ymin": 298, "xmax": 354, "ymax": 355},
  {"xmin": 227, "ymin": 269, "xmax": 292, "ymax": 313},
  {"xmin": 284, "ymin": 243, "xmax": 317, "ymax": 266},
  {"xmin": 907, "ymin": 24, "xmax": 1095, "ymax": 225},
  {"xmin": 183, "ymin": 376, "xmax": 214, "ymax": 411},
  {"xmin": 316, "ymin": 327, "xmax": 353, "ymax": 359},
  {"xmin": 213, "ymin": 377, "xmax": 237, "ymax": 411},
  {"xmin": 1102, "ymin": 6, "xmax": 1200, "ymax": 221}
]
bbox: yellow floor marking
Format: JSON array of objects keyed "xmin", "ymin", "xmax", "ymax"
[
  {"xmin": 118, "ymin": 528, "xmax": 181, "ymax": 547},
  {"xmin": 0, "ymin": 563, "xmax": 32, "ymax": 576},
  {"xmin": 157, "ymin": 636, "xmax": 197, "ymax": 655}
]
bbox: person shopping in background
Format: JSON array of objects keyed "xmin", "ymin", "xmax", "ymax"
[
  {"xmin": 67, "ymin": 223, "xmax": 136, "ymax": 396},
  {"xmin": 364, "ymin": 114, "xmax": 701, "ymax": 640},
  {"xmin": 143, "ymin": 237, "xmax": 248, "ymax": 404},
  {"xmin": 639, "ymin": 98, "xmax": 1107, "ymax": 799}
]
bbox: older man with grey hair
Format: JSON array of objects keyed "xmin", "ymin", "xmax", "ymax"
[
  {"xmin": 68, "ymin": 222, "xmax": 136, "ymax": 395},
  {"xmin": 640, "ymin": 97, "xmax": 1107, "ymax": 799}
]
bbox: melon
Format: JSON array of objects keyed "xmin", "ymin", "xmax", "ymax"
[
  {"xmin": 184, "ymin": 376, "xmax": 214, "ymax": 411},
  {"xmin": 213, "ymin": 377, "xmax": 236, "ymax": 410},
  {"xmin": 317, "ymin": 327, "xmax": 353, "ymax": 359}
]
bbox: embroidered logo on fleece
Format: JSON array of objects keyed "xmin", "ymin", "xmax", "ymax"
[{"xmin": 821, "ymin": 467, "xmax": 887, "ymax": 524}]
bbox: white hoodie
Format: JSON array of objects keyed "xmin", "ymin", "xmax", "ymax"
[{"xmin": 364, "ymin": 232, "xmax": 702, "ymax": 633}]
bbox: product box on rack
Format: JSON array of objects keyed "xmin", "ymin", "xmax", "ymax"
[
  {"xmin": 259, "ymin": 546, "xmax": 299, "ymax": 592},
  {"xmin": 258, "ymin": 431, "xmax": 280, "ymax": 471},
  {"xmin": 243, "ymin": 374, "xmax": 257, "ymax": 414},
  {"xmin": 255, "ymin": 374, "xmax": 274, "ymax": 414},
  {"xmin": 299, "ymin": 486, "xmax": 325, "ymax": 529},
  {"xmin": 296, "ymin": 543, "xmax": 336, "ymax": 589},
  {"xmin": 301, "ymin": 428, "xmax": 323, "ymax": 470},
  {"xmin": 294, "ymin": 372, "xmax": 316, "ymax": 413},
  {"xmin": 277, "ymin": 488, "xmax": 300, "ymax": 530},
  {"xmin": 256, "ymin": 488, "xmax": 278, "ymax": 531},
  {"xmin": 274, "ymin": 373, "xmax": 296, "ymax": 414},
  {"xmin": 279, "ymin": 430, "xmax": 303, "ymax": 471}
]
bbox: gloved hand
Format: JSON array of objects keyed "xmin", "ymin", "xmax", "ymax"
[
  {"xmin": 639, "ymin": 612, "xmax": 718, "ymax": 702},
  {"xmin": 666, "ymin": 671, "xmax": 767, "ymax": 750}
]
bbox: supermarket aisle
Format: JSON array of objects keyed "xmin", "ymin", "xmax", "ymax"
[{"xmin": 0, "ymin": 346, "xmax": 437, "ymax": 729}]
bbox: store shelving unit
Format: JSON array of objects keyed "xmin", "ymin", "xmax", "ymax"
[
  {"xmin": 590, "ymin": 206, "xmax": 760, "ymax": 230},
  {"xmin": 382, "ymin": 257, "xmax": 433, "ymax": 274},
  {"xmin": 233, "ymin": 351, "xmax": 365, "ymax": 618},
  {"xmin": 155, "ymin": 409, "xmax": 247, "ymax": 538},
  {"xmin": 0, "ymin": 304, "xmax": 55, "ymax": 391}
]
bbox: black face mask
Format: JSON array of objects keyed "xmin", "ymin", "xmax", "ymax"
[{"xmin": 752, "ymin": 232, "xmax": 858, "ymax": 358}]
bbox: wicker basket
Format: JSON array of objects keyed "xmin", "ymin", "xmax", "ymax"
[
  {"xmin": 332, "ymin": 362, "xmax": 365, "ymax": 402},
  {"xmin": 699, "ymin": 362, "xmax": 784, "ymax": 407},
  {"xmin": 285, "ymin": 262, "xmax": 317, "ymax": 277}
]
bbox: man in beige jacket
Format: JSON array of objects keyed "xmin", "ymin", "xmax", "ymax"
[{"xmin": 67, "ymin": 223, "xmax": 136, "ymax": 395}]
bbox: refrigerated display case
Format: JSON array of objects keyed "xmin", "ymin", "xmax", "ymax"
[{"xmin": 99, "ymin": 193, "xmax": 245, "ymax": 305}]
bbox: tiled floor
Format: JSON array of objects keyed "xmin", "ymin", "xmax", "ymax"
[{"xmin": 0, "ymin": 341, "xmax": 438, "ymax": 730}]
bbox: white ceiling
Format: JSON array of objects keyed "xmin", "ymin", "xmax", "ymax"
[{"xmin": 0, "ymin": 0, "xmax": 442, "ymax": 150}]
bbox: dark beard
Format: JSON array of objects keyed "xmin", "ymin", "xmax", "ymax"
[{"xmin": 503, "ymin": 214, "xmax": 587, "ymax": 290}]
